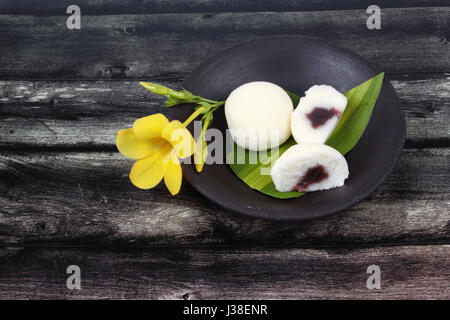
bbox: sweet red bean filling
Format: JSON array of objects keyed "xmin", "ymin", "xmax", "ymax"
[
  {"xmin": 294, "ymin": 165, "xmax": 329, "ymax": 192},
  {"xmin": 306, "ymin": 107, "xmax": 342, "ymax": 129}
]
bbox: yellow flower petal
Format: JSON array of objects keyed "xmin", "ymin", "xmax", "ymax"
[
  {"xmin": 116, "ymin": 128, "xmax": 153, "ymax": 160},
  {"xmin": 133, "ymin": 113, "xmax": 169, "ymax": 140},
  {"xmin": 164, "ymin": 153, "xmax": 182, "ymax": 196},
  {"xmin": 161, "ymin": 120, "xmax": 195, "ymax": 158},
  {"xmin": 129, "ymin": 149, "xmax": 170, "ymax": 189}
]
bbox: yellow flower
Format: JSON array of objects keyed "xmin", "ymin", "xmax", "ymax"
[{"xmin": 116, "ymin": 113, "xmax": 195, "ymax": 195}]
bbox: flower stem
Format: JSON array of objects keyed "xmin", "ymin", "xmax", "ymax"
[
  {"xmin": 197, "ymin": 97, "xmax": 219, "ymax": 104},
  {"xmin": 183, "ymin": 106, "xmax": 207, "ymax": 127},
  {"xmin": 182, "ymin": 100, "xmax": 225, "ymax": 127}
]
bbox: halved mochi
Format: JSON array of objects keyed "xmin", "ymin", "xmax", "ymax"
[
  {"xmin": 271, "ymin": 143, "xmax": 349, "ymax": 192},
  {"xmin": 291, "ymin": 85, "xmax": 347, "ymax": 144}
]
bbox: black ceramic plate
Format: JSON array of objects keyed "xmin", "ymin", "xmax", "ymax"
[{"xmin": 168, "ymin": 36, "xmax": 405, "ymax": 221}]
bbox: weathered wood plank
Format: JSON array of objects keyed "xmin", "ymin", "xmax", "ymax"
[
  {"xmin": 0, "ymin": 245, "xmax": 448, "ymax": 299},
  {"xmin": 1, "ymin": 74, "xmax": 449, "ymax": 148},
  {"xmin": 0, "ymin": 148, "xmax": 448, "ymax": 246},
  {"xmin": 0, "ymin": 7, "xmax": 449, "ymax": 79},
  {"xmin": 0, "ymin": 0, "xmax": 448, "ymax": 15}
]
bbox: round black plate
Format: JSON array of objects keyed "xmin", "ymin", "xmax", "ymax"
[{"xmin": 168, "ymin": 36, "xmax": 405, "ymax": 221}]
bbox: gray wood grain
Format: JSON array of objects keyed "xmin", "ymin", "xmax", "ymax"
[
  {"xmin": 0, "ymin": 7, "xmax": 449, "ymax": 79},
  {"xmin": 0, "ymin": 245, "xmax": 448, "ymax": 299},
  {"xmin": 1, "ymin": 0, "xmax": 447, "ymax": 15},
  {"xmin": 0, "ymin": 0, "xmax": 448, "ymax": 300},
  {"xmin": 0, "ymin": 148, "xmax": 448, "ymax": 246},
  {"xmin": 1, "ymin": 74, "xmax": 449, "ymax": 149}
]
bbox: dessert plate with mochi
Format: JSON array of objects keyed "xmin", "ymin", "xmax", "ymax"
[{"xmin": 167, "ymin": 36, "xmax": 405, "ymax": 221}]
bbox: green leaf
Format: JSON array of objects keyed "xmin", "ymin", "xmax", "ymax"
[
  {"xmin": 285, "ymin": 90, "xmax": 301, "ymax": 107},
  {"xmin": 326, "ymin": 73, "xmax": 384, "ymax": 154},
  {"xmin": 227, "ymin": 137, "xmax": 301, "ymax": 199},
  {"xmin": 227, "ymin": 73, "xmax": 385, "ymax": 199}
]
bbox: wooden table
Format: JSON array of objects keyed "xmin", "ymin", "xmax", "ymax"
[{"xmin": 0, "ymin": 0, "xmax": 449, "ymax": 299}]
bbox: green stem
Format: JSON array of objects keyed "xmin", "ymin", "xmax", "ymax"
[
  {"xmin": 183, "ymin": 106, "xmax": 207, "ymax": 127},
  {"xmin": 196, "ymin": 97, "xmax": 219, "ymax": 104},
  {"xmin": 182, "ymin": 100, "xmax": 225, "ymax": 127},
  {"xmin": 214, "ymin": 101, "xmax": 225, "ymax": 107},
  {"xmin": 210, "ymin": 101, "xmax": 225, "ymax": 112}
]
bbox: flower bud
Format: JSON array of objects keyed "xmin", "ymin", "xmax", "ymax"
[
  {"xmin": 140, "ymin": 82, "xmax": 173, "ymax": 95},
  {"xmin": 194, "ymin": 135, "xmax": 208, "ymax": 173}
]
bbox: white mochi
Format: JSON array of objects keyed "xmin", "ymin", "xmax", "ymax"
[
  {"xmin": 225, "ymin": 81, "xmax": 294, "ymax": 151},
  {"xmin": 271, "ymin": 143, "xmax": 349, "ymax": 192},
  {"xmin": 291, "ymin": 85, "xmax": 347, "ymax": 144}
]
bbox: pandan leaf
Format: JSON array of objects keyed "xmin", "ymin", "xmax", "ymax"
[
  {"xmin": 286, "ymin": 90, "xmax": 301, "ymax": 107},
  {"xmin": 227, "ymin": 73, "xmax": 384, "ymax": 199}
]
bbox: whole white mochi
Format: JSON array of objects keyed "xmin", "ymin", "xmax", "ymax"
[{"xmin": 225, "ymin": 81, "xmax": 294, "ymax": 151}]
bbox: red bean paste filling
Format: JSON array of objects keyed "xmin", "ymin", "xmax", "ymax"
[
  {"xmin": 306, "ymin": 107, "xmax": 342, "ymax": 129},
  {"xmin": 294, "ymin": 165, "xmax": 329, "ymax": 192}
]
